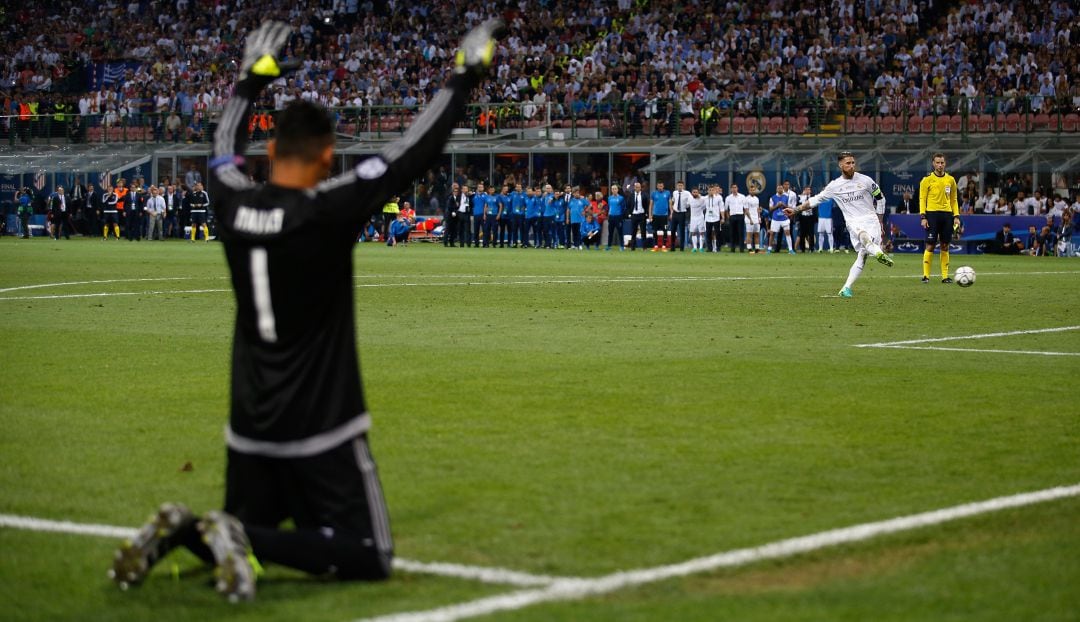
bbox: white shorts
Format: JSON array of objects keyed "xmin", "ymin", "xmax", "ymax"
[
  {"xmin": 769, "ymin": 220, "xmax": 791, "ymax": 233},
  {"xmin": 846, "ymin": 216, "xmax": 882, "ymax": 252},
  {"xmin": 745, "ymin": 222, "xmax": 761, "ymax": 234},
  {"xmin": 689, "ymin": 218, "xmax": 706, "ymax": 233},
  {"xmin": 817, "ymin": 217, "xmax": 833, "ymax": 233}
]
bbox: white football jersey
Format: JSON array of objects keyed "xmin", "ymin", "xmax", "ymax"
[{"xmin": 809, "ymin": 172, "xmax": 883, "ymax": 226}]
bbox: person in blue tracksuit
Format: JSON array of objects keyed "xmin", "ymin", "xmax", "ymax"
[
  {"xmin": 548, "ymin": 187, "xmax": 567, "ymax": 248},
  {"xmin": 386, "ymin": 213, "xmax": 411, "ymax": 246},
  {"xmin": 540, "ymin": 184, "xmax": 557, "ymax": 248},
  {"xmin": 509, "ymin": 183, "xmax": 527, "ymax": 247},
  {"xmin": 496, "ymin": 184, "xmax": 512, "ymax": 247},
  {"xmin": 471, "ymin": 181, "xmax": 486, "ymax": 247},
  {"xmin": 606, "ymin": 183, "xmax": 626, "ymax": 250},
  {"xmin": 650, "ymin": 181, "xmax": 672, "ymax": 251},
  {"xmin": 482, "ymin": 185, "xmax": 499, "ymax": 248},
  {"xmin": 525, "ymin": 185, "xmax": 542, "ymax": 248},
  {"xmin": 567, "ymin": 186, "xmax": 589, "ymax": 249},
  {"xmin": 581, "ymin": 211, "xmax": 601, "ymax": 249}
]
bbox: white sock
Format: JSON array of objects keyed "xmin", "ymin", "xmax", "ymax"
[{"xmin": 843, "ymin": 250, "xmax": 868, "ymax": 289}]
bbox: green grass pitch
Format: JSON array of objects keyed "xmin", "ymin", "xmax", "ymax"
[{"xmin": 1, "ymin": 238, "xmax": 1078, "ymax": 621}]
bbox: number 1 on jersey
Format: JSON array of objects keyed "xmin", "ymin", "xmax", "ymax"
[{"xmin": 250, "ymin": 247, "xmax": 278, "ymax": 343}]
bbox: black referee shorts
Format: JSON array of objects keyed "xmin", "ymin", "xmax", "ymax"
[
  {"xmin": 923, "ymin": 211, "xmax": 954, "ymax": 246},
  {"xmin": 224, "ymin": 435, "xmax": 392, "ymax": 549}
]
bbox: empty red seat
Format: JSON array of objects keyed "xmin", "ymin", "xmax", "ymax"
[
  {"xmin": 1004, "ymin": 113, "xmax": 1021, "ymax": 132},
  {"xmin": 715, "ymin": 117, "xmax": 731, "ymax": 134},
  {"xmin": 949, "ymin": 115, "xmax": 962, "ymax": 132},
  {"xmin": 1032, "ymin": 114, "xmax": 1051, "ymax": 130},
  {"xmin": 1063, "ymin": 114, "xmax": 1078, "ymax": 132},
  {"xmin": 904, "ymin": 116, "xmax": 921, "ymax": 133},
  {"xmin": 976, "ymin": 114, "xmax": 993, "ymax": 132},
  {"xmin": 879, "ymin": 116, "xmax": 895, "ymax": 133},
  {"xmin": 741, "ymin": 117, "xmax": 758, "ymax": 133},
  {"xmin": 793, "ymin": 116, "xmax": 810, "ymax": 133}
]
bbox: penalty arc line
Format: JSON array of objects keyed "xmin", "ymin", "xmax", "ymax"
[
  {"xmin": 356, "ymin": 483, "xmax": 1080, "ymax": 622},
  {"xmin": 0, "ymin": 514, "xmax": 568, "ymax": 588}
]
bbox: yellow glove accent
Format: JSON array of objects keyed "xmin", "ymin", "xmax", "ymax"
[
  {"xmin": 251, "ymin": 54, "xmax": 281, "ymax": 77},
  {"xmin": 480, "ymin": 40, "xmax": 495, "ymax": 66}
]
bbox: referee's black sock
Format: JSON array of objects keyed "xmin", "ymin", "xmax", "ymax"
[{"xmin": 244, "ymin": 525, "xmax": 392, "ymax": 580}]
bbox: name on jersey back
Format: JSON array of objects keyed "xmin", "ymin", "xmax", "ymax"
[{"xmin": 234, "ymin": 206, "xmax": 285, "ymax": 235}]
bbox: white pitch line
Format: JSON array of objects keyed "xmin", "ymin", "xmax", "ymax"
[
  {"xmin": 392, "ymin": 560, "xmax": 565, "ymax": 588},
  {"xmin": 0, "ymin": 514, "xmax": 567, "ymax": 587},
  {"xmin": 854, "ymin": 325, "xmax": 1080, "ymax": 348},
  {"xmin": 358, "ymin": 483, "xmax": 1080, "ymax": 622},
  {"xmin": 0, "ymin": 514, "xmax": 138, "ymax": 539},
  {"xmin": 869, "ymin": 345, "xmax": 1080, "ymax": 357},
  {"xmin": 3, "ymin": 270, "xmax": 1079, "ymax": 302},
  {"xmin": 0, "ymin": 288, "xmax": 231, "ymax": 301},
  {"xmin": 0, "ymin": 277, "xmax": 213, "ymax": 294}
]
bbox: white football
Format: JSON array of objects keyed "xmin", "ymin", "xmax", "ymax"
[{"xmin": 955, "ymin": 266, "xmax": 975, "ymax": 287}]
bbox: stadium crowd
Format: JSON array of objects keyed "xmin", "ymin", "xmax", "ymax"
[
  {"xmin": 3, "ymin": 1, "xmax": 1079, "ymax": 251},
  {"xmin": 2, "ymin": 0, "xmax": 1078, "ymax": 143}
]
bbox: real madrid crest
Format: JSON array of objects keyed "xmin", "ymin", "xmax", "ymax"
[{"xmin": 746, "ymin": 171, "xmax": 766, "ymax": 196}]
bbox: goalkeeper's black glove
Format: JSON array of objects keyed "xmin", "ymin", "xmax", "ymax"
[
  {"xmin": 454, "ymin": 19, "xmax": 506, "ymax": 79},
  {"xmin": 239, "ymin": 21, "xmax": 300, "ymax": 89}
]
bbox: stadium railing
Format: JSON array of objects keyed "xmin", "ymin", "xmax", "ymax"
[{"xmin": 2, "ymin": 97, "xmax": 1076, "ymax": 145}]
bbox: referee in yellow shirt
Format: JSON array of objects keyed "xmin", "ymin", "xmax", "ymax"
[{"xmin": 919, "ymin": 153, "xmax": 960, "ymax": 283}]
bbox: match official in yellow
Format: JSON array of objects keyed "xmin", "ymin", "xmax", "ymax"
[{"xmin": 919, "ymin": 153, "xmax": 960, "ymax": 283}]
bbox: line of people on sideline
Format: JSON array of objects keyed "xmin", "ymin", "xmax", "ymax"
[
  {"xmin": 429, "ymin": 178, "xmax": 850, "ymax": 253},
  {"xmin": 9, "ymin": 176, "xmax": 214, "ymax": 242}
]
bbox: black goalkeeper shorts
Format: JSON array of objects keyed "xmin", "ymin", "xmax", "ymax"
[{"xmin": 224, "ymin": 435, "xmax": 391, "ymax": 546}]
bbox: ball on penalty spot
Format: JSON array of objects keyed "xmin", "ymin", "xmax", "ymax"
[{"xmin": 954, "ymin": 266, "xmax": 975, "ymax": 287}]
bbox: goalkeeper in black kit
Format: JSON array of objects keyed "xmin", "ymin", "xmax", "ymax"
[{"xmin": 109, "ymin": 20, "xmax": 504, "ymax": 601}]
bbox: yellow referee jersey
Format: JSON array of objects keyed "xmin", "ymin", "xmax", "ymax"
[{"xmin": 919, "ymin": 172, "xmax": 959, "ymax": 216}]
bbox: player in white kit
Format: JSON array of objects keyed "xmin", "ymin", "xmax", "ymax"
[
  {"xmin": 786, "ymin": 151, "xmax": 894, "ymax": 297},
  {"xmin": 744, "ymin": 191, "xmax": 762, "ymax": 253},
  {"xmin": 687, "ymin": 187, "xmax": 707, "ymax": 252}
]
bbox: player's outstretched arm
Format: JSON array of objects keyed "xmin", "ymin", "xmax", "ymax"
[
  {"xmin": 211, "ymin": 21, "xmax": 297, "ymax": 196},
  {"xmin": 319, "ymin": 20, "xmax": 506, "ymax": 219}
]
